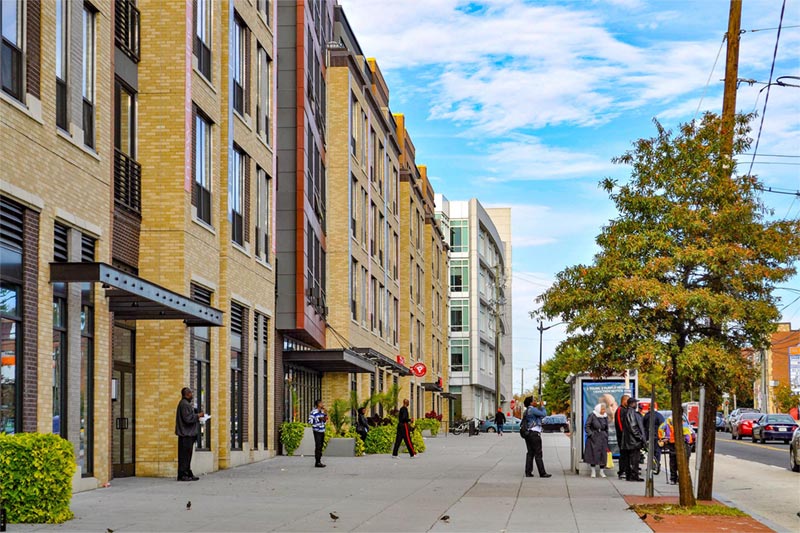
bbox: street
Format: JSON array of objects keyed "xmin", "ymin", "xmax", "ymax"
[{"xmin": 714, "ymin": 433, "xmax": 792, "ymax": 469}]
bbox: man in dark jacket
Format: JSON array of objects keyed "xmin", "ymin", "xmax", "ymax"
[
  {"xmin": 622, "ymin": 397, "xmax": 645, "ymax": 481},
  {"xmin": 614, "ymin": 394, "xmax": 630, "ymax": 479},
  {"xmin": 494, "ymin": 408, "xmax": 507, "ymax": 436},
  {"xmin": 392, "ymin": 399, "xmax": 416, "ymax": 458},
  {"xmin": 175, "ymin": 387, "xmax": 204, "ymax": 481}
]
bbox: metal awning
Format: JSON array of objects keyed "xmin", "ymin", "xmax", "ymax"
[
  {"xmin": 352, "ymin": 348, "xmax": 412, "ymax": 376},
  {"xmin": 441, "ymin": 392, "xmax": 459, "ymax": 399},
  {"xmin": 421, "ymin": 382, "xmax": 443, "ymax": 392},
  {"xmin": 283, "ymin": 348, "xmax": 375, "ymax": 373},
  {"xmin": 50, "ymin": 262, "xmax": 224, "ymax": 327}
]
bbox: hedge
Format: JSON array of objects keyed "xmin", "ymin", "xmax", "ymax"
[
  {"xmin": 414, "ymin": 417, "xmax": 440, "ymax": 436},
  {"xmin": 0, "ymin": 433, "xmax": 76, "ymax": 523},
  {"xmin": 364, "ymin": 423, "xmax": 425, "ymax": 455},
  {"xmin": 279, "ymin": 422, "xmax": 306, "ymax": 456}
]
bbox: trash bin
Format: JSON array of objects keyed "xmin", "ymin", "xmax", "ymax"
[{"xmin": 469, "ymin": 419, "xmax": 478, "ymax": 436}]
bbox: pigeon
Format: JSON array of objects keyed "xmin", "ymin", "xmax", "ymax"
[
  {"xmin": 639, "ymin": 513, "xmax": 648, "ymax": 521},
  {"xmin": 106, "ymin": 529, "xmax": 114, "ymax": 533},
  {"xmin": 440, "ymin": 515, "xmax": 450, "ymax": 523},
  {"xmin": 186, "ymin": 501, "xmax": 192, "ymax": 511},
  {"xmin": 330, "ymin": 512, "xmax": 339, "ymax": 522}
]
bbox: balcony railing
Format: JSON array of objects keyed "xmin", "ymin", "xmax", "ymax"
[
  {"xmin": 114, "ymin": 148, "xmax": 141, "ymax": 213},
  {"xmin": 115, "ymin": 0, "xmax": 140, "ymax": 63}
]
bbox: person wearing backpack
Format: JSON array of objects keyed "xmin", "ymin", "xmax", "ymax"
[{"xmin": 521, "ymin": 396, "xmax": 552, "ymax": 478}]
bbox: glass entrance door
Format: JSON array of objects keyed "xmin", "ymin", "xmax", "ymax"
[{"xmin": 112, "ymin": 325, "xmax": 135, "ymax": 477}]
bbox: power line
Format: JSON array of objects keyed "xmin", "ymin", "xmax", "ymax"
[
  {"xmin": 739, "ymin": 153, "xmax": 800, "ymax": 158},
  {"xmin": 747, "ymin": 0, "xmax": 787, "ymax": 177},
  {"xmin": 755, "ymin": 185, "xmax": 800, "ymax": 197},
  {"xmin": 694, "ymin": 36, "xmax": 726, "ymax": 121},
  {"xmin": 746, "ymin": 24, "xmax": 800, "ymax": 32}
]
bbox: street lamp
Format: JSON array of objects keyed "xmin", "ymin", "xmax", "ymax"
[{"xmin": 537, "ymin": 320, "xmax": 564, "ymax": 399}]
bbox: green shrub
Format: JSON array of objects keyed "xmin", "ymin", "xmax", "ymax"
[
  {"xmin": 344, "ymin": 427, "xmax": 365, "ymax": 456},
  {"xmin": 279, "ymin": 422, "xmax": 306, "ymax": 456},
  {"xmin": 414, "ymin": 417, "xmax": 440, "ymax": 436},
  {"xmin": 409, "ymin": 427, "xmax": 426, "ymax": 454},
  {"xmin": 0, "ymin": 433, "xmax": 76, "ymax": 523},
  {"xmin": 328, "ymin": 399, "xmax": 350, "ymax": 436},
  {"xmin": 364, "ymin": 424, "xmax": 395, "ymax": 454}
]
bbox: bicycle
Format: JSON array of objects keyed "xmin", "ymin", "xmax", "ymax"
[{"xmin": 451, "ymin": 420, "xmax": 470, "ymax": 435}]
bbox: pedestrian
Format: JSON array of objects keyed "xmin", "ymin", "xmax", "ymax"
[
  {"xmin": 356, "ymin": 406, "xmax": 370, "ymax": 443},
  {"xmin": 657, "ymin": 415, "xmax": 694, "ymax": 485},
  {"xmin": 522, "ymin": 396, "xmax": 552, "ymax": 478},
  {"xmin": 583, "ymin": 403, "xmax": 609, "ymax": 478},
  {"xmin": 614, "ymin": 393, "xmax": 630, "ymax": 479},
  {"xmin": 175, "ymin": 387, "xmax": 203, "ymax": 481},
  {"xmin": 392, "ymin": 399, "xmax": 416, "ymax": 458},
  {"xmin": 494, "ymin": 408, "xmax": 506, "ymax": 436},
  {"xmin": 643, "ymin": 408, "xmax": 665, "ymax": 474},
  {"xmin": 308, "ymin": 399, "xmax": 328, "ymax": 468},
  {"xmin": 622, "ymin": 397, "xmax": 645, "ymax": 481}
]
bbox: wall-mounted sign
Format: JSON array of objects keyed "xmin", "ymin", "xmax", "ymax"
[
  {"xmin": 396, "ymin": 355, "xmax": 406, "ymax": 365},
  {"xmin": 410, "ymin": 362, "xmax": 427, "ymax": 377}
]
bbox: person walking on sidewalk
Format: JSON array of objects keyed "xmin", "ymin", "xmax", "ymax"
[
  {"xmin": 494, "ymin": 408, "xmax": 506, "ymax": 436},
  {"xmin": 622, "ymin": 397, "xmax": 645, "ymax": 481},
  {"xmin": 392, "ymin": 399, "xmax": 416, "ymax": 458},
  {"xmin": 522, "ymin": 396, "xmax": 552, "ymax": 478},
  {"xmin": 356, "ymin": 406, "xmax": 370, "ymax": 443},
  {"xmin": 308, "ymin": 399, "xmax": 328, "ymax": 468},
  {"xmin": 175, "ymin": 387, "xmax": 203, "ymax": 481},
  {"xmin": 583, "ymin": 403, "xmax": 609, "ymax": 478},
  {"xmin": 614, "ymin": 393, "xmax": 630, "ymax": 479}
]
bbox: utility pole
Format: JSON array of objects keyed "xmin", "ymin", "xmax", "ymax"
[{"xmin": 721, "ymin": 0, "xmax": 742, "ymax": 156}]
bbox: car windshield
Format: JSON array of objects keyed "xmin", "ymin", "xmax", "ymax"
[
  {"xmin": 741, "ymin": 413, "xmax": 761, "ymax": 420},
  {"xmin": 767, "ymin": 415, "xmax": 796, "ymax": 424}
]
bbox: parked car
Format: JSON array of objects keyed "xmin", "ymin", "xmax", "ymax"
[
  {"xmin": 790, "ymin": 426, "xmax": 800, "ymax": 472},
  {"xmin": 751, "ymin": 414, "xmax": 798, "ymax": 444},
  {"xmin": 731, "ymin": 412, "xmax": 762, "ymax": 440},
  {"xmin": 479, "ymin": 415, "xmax": 522, "ymax": 433},
  {"xmin": 726, "ymin": 408, "xmax": 759, "ymax": 433},
  {"xmin": 542, "ymin": 415, "xmax": 570, "ymax": 433},
  {"xmin": 715, "ymin": 412, "xmax": 726, "ymax": 431}
]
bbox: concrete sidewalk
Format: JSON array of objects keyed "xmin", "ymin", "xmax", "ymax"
[{"xmin": 12, "ymin": 432, "xmax": 647, "ymax": 533}]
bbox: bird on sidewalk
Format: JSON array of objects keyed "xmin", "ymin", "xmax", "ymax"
[
  {"xmin": 329, "ymin": 512, "xmax": 339, "ymax": 523},
  {"xmin": 186, "ymin": 501, "xmax": 192, "ymax": 511},
  {"xmin": 440, "ymin": 515, "xmax": 450, "ymax": 523}
]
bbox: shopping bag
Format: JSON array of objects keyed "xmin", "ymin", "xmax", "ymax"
[{"xmin": 606, "ymin": 451, "xmax": 614, "ymax": 469}]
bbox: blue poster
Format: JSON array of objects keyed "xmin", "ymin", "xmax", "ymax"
[{"xmin": 581, "ymin": 381, "xmax": 634, "ymax": 457}]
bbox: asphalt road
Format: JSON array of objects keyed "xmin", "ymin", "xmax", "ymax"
[{"xmin": 713, "ymin": 430, "xmax": 793, "ymax": 469}]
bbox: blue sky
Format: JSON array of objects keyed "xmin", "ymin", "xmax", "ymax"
[{"xmin": 338, "ymin": 0, "xmax": 800, "ymax": 394}]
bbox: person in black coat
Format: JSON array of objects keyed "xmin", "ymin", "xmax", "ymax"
[
  {"xmin": 175, "ymin": 387, "xmax": 203, "ymax": 481},
  {"xmin": 614, "ymin": 394, "xmax": 630, "ymax": 479},
  {"xmin": 621, "ymin": 397, "xmax": 645, "ymax": 481},
  {"xmin": 583, "ymin": 403, "xmax": 609, "ymax": 478},
  {"xmin": 494, "ymin": 408, "xmax": 507, "ymax": 436},
  {"xmin": 356, "ymin": 407, "xmax": 370, "ymax": 443},
  {"xmin": 392, "ymin": 399, "xmax": 416, "ymax": 458}
]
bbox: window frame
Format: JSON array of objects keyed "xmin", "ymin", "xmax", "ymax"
[
  {"xmin": 82, "ymin": 4, "xmax": 97, "ymax": 149},
  {"xmin": 55, "ymin": 0, "xmax": 69, "ymax": 129},
  {"xmin": 194, "ymin": 0, "xmax": 212, "ymax": 79},
  {"xmin": 194, "ymin": 110, "xmax": 213, "ymax": 225},
  {"xmin": 230, "ymin": 147, "xmax": 245, "ymax": 245},
  {"xmin": 0, "ymin": 0, "xmax": 24, "ymax": 101},
  {"xmin": 255, "ymin": 167, "xmax": 271, "ymax": 262}
]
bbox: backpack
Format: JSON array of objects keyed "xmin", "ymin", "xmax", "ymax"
[{"xmin": 519, "ymin": 407, "xmax": 530, "ymax": 438}]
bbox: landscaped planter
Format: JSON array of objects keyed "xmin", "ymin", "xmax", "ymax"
[
  {"xmin": 295, "ymin": 427, "xmax": 316, "ymax": 456},
  {"xmin": 325, "ymin": 437, "xmax": 356, "ymax": 457},
  {"xmin": 422, "ymin": 429, "xmax": 433, "ymax": 438}
]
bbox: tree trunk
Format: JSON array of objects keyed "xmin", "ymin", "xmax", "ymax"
[
  {"xmin": 671, "ymin": 360, "xmax": 696, "ymax": 507},
  {"xmin": 697, "ymin": 387, "xmax": 718, "ymax": 500}
]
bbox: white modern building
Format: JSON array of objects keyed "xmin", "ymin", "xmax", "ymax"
[{"xmin": 436, "ymin": 195, "xmax": 512, "ymax": 420}]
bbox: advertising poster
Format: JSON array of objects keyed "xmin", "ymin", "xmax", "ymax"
[
  {"xmin": 790, "ymin": 349, "xmax": 800, "ymax": 394},
  {"xmin": 581, "ymin": 380, "xmax": 635, "ymax": 457}
]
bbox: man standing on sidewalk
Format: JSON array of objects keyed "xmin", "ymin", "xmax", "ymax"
[
  {"xmin": 614, "ymin": 394, "xmax": 630, "ymax": 479},
  {"xmin": 309, "ymin": 399, "xmax": 328, "ymax": 468},
  {"xmin": 494, "ymin": 408, "xmax": 506, "ymax": 436},
  {"xmin": 175, "ymin": 387, "xmax": 203, "ymax": 481},
  {"xmin": 522, "ymin": 396, "xmax": 552, "ymax": 478},
  {"xmin": 392, "ymin": 399, "xmax": 416, "ymax": 458}
]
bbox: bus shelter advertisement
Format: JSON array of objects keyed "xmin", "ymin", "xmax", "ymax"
[{"xmin": 582, "ymin": 380, "xmax": 636, "ymax": 457}]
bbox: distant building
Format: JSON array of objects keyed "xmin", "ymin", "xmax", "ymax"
[{"xmin": 754, "ymin": 322, "xmax": 800, "ymax": 412}]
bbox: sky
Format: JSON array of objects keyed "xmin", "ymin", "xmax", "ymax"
[{"xmin": 337, "ymin": 0, "xmax": 800, "ymax": 395}]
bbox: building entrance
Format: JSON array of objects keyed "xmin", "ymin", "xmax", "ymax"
[{"xmin": 112, "ymin": 325, "xmax": 135, "ymax": 477}]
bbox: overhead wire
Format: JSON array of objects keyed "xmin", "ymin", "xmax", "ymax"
[{"xmin": 694, "ymin": 36, "xmax": 726, "ymax": 121}]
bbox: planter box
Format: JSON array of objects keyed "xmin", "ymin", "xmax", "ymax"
[
  {"xmin": 295, "ymin": 427, "xmax": 316, "ymax": 456},
  {"xmin": 325, "ymin": 437, "xmax": 355, "ymax": 457},
  {"xmin": 422, "ymin": 429, "xmax": 433, "ymax": 438}
]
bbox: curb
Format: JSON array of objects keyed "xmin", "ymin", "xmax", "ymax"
[{"xmin": 713, "ymin": 491, "xmax": 791, "ymax": 533}]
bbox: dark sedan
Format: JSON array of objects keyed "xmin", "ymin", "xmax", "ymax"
[
  {"xmin": 542, "ymin": 415, "xmax": 570, "ymax": 433},
  {"xmin": 751, "ymin": 414, "xmax": 798, "ymax": 444}
]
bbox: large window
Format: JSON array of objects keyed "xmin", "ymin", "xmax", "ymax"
[
  {"xmin": 55, "ymin": 0, "xmax": 69, "ymax": 129},
  {"xmin": 350, "ymin": 258, "xmax": 357, "ymax": 321},
  {"xmin": 450, "ymin": 219, "xmax": 468, "ymax": 253},
  {"xmin": 450, "ymin": 259, "xmax": 469, "ymax": 293},
  {"xmin": 0, "ymin": 197, "xmax": 24, "ymax": 435},
  {"xmin": 0, "ymin": 0, "xmax": 23, "ymax": 100},
  {"xmin": 261, "ymin": 315, "xmax": 269, "ymax": 447},
  {"xmin": 450, "ymin": 299, "xmax": 469, "ymax": 333},
  {"xmin": 230, "ymin": 147, "xmax": 245, "ymax": 245},
  {"xmin": 230, "ymin": 303, "xmax": 245, "ymax": 450},
  {"xmin": 255, "ymin": 167, "xmax": 271, "ymax": 262},
  {"xmin": 450, "ymin": 339, "xmax": 470, "ymax": 373},
  {"xmin": 191, "ymin": 284, "xmax": 212, "ymax": 450},
  {"xmin": 114, "ymin": 79, "xmax": 140, "ymax": 212},
  {"xmin": 52, "ymin": 223, "xmax": 69, "ymax": 438},
  {"xmin": 232, "ymin": 15, "xmax": 246, "ymax": 115},
  {"xmin": 82, "ymin": 5, "xmax": 96, "ymax": 148},
  {"xmin": 256, "ymin": 45, "xmax": 271, "ymax": 143},
  {"xmin": 79, "ymin": 283, "xmax": 94, "ymax": 475},
  {"xmin": 193, "ymin": 110, "xmax": 212, "ymax": 225},
  {"xmin": 194, "ymin": 0, "xmax": 212, "ymax": 79}
]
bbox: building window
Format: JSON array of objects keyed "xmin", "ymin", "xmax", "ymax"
[
  {"xmin": 232, "ymin": 15, "xmax": 246, "ymax": 116},
  {"xmin": 255, "ymin": 167, "xmax": 271, "ymax": 262},
  {"xmin": 82, "ymin": 5, "xmax": 96, "ymax": 148},
  {"xmin": 52, "ymin": 289, "xmax": 67, "ymax": 437},
  {"xmin": 450, "ymin": 299, "xmax": 469, "ymax": 333},
  {"xmin": 256, "ymin": 45, "xmax": 271, "ymax": 143},
  {"xmin": 450, "ymin": 219, "xmax": 468, "ymax": 253},
  {"xmin": 350, "ymin": 176, "xmax": 357, "ymax": 237},
  {"xmin": 193, "ymin": 110, "xmax": 212, "ymax": 225},
  {"xmin": 370, "ymin": 277, "xmax": 377, "ymax": 332},
  {"xmin": 450, "ymin": 259, "xmax": 469, "ymax": 293},
  {"xmin": 450, "ymin": 339, "xmax": 470, "ymax": 372},
  {"xmin": 0, "ymin": 0, "xmax": 23, "ymax": 101},
  {"xmin": 191, "ymin": 284, "xmax": 212, "ymax": 450},
  {"xmin": 256, "ymin": 0, "xmax": 270, "ymax": 26},
  {"xmin": 360, "ymin": 266, "xmax": 367, "ymax": 327},
  {"xmin": 114, "ymin": 0, "xmax": 140, "ymax": 62},
  {"xmin": 350, "ymin": 258, "xmax": 357, "ymax": 321},
  {"xmin": 194, "ymin": 0, "xmax": 212, "ymax": 79},
  {"xmin": 252, "ymin": 312, "xmax": 259, "ymax": 448},
  {"xmin": 1, "ymin": 197, "xmax": 25, "ymax": 435},
  {"xmin": 261, "ymin": 315, "xmax": 269, "ymax": 447},
  {"xmin": 55, "ymin": 0, "xmax": 69, "ymax": 129},
  {"xmin": 114, "ymin": 79, "xmax": 141, "ymax": 212},
  {"xmin": 230, "ymin": 303, "xmax": 245, "ymax": 450},
  {"xmin": 230, "ymin": 147, "xmax": 245, "ymax": 245},
  {"xmin": 79, "ymin": 278, "xmax": 94, "ymax": 476}
]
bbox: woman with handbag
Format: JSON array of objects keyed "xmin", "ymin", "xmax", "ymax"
[{"xmin": 583, "ymin": 403, "xmax": 610, "ymax": 478}]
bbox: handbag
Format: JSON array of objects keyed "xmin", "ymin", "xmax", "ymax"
[{"xmin": 606, "ymin": 450, "xmax": 614, "ymax": 469}]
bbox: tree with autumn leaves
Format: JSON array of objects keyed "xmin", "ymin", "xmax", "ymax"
[{"xmin": 538, "ymin": 113, "xmax": 800, "ymax": 506}]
